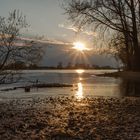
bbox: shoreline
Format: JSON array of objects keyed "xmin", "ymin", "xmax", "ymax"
[
  {"xmin": 0, "ymin": 96, "xmax": 140, "ymax": 139},
  {"xmin": 96, "ymin": 71, "xmax": 140, "ymax": 79}
]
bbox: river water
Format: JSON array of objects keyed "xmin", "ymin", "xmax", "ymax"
[{"xmin": 0, "ymin": 69, "xmax": 140, "ymax": 100}]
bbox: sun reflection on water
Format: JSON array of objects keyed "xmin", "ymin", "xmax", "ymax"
[
  {"xmin": 75, "ymin": 82, "xmax": 84, "ymax": 100},
  {"xmin": 79, "ymin": 77, "xmax": 83, "ymax": 81},
  {"xmin": 76, "ymin": 69, "xmax": 85, "ymax": 74}
]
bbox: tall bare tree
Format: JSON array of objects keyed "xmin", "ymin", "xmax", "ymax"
[
  {"xmin": 63, "ymin": 0, "xmax": 140, "ymax": 71},
  {"xmin": 0, "ymin": 10, "xmax": 43, "ymax": 84}
]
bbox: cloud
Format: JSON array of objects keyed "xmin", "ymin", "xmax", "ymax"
[
  {"xmin": 58, "ymin": 23, "xmax": 97, "ymax": 37},
  {"xmin": 83, "ymin": 31, "xmax": 97, "ymax": 36},
  {"xmin": 21, "ymin": 36, "xmax": 71, "ymax": 47},
  {"xmin": 58, "ymin": 24, "xmax": 80, "ymax": 32}
]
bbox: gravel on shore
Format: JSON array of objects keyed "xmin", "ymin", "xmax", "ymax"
[{"xmin": 0, "ymin": 96, "xmax": 140, "ymax": 140}]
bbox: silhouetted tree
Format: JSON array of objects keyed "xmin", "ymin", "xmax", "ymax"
[
  {"xmin": 57, "ymin": 62, "xmax": 63, "ymax": 69},
  {"xmin": 66, "ymin": 62, "xmax": 73, "ymax": 68},
  {"xmin": 108, "ymin": 33, "xmax": 132, "ymax": 70},
  {"xmin": 0, "ymin": 10, "xmax": 43, "ymax": 84},
  {"xmin": 63, "ymin": 0, "xmax": 140, "ymax": 71}
]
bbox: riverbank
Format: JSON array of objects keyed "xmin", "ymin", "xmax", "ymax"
[
  {"xmin": 0, "ymin": 97, "xmax": 140, "ymax": 139},
  {"xmin": 96, "ymin": 71, "xmax": 140, "ymax": 79}
]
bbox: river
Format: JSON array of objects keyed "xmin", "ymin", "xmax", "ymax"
[{"xmin": 0, "ymin": 69, "xmax": 140, "ymax": 100}]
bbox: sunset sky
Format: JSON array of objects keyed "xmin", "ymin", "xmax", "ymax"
[
  {"xmin": 0, "ymin": 0, "xmax": 117, "ymax": 67},
  {"xmin": 0, "ymin": 0, "xmax": 76, "ymax": 41}
]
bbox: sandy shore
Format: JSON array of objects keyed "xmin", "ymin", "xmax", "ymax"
[{"xmin": 0, "ymin": 97, "xmax": 140, "ymax": 140}]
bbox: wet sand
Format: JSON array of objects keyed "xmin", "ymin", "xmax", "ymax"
[{"xmin": 0, "ymin": 97, "xmax": 140, "ymax": 140}]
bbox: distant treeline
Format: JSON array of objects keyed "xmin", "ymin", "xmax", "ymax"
[{"xmin": 4, "ymin": 61, "xmax": 116, "ymax": 70}]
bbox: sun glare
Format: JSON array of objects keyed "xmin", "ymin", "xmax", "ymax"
[
  {"xmin": 76, "ymin": 69, "xmax": 85, "ymax": 74},
  {"xmin": 73, "ymin": 42, "xmax": 89, "ymax": 51}
]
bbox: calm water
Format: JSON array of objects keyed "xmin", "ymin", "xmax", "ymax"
[{"xmin": 0, "ymin": 69, "xmax": 140, "ymax": 100}]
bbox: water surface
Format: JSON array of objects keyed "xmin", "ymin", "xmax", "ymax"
[{"xmin": 0, "ymin": 69, "xmax": 140, "ymax": 99}]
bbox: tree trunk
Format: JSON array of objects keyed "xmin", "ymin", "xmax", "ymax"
[
  {"xmin": 132, "ymin": 49, "xmax": 140, "ymax": 71},
  {"xmin": 130, "ymin": 0, "xmax": 140, "ymax": 71}
]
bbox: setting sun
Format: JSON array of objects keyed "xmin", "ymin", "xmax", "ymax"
[{"xmin": 73, "ymin": 42, "xmax": 89, "ymax": 51}]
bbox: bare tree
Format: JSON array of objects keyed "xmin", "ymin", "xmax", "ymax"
[
  {"xmin": 108, "ymin": 33, "xmax": 130, "ymax": 69},
  {"xmin": 63, "ymin": 0, "xmax": 140, "ymax": 71},
  {"xmin": 0, "ymin": 10, "xmax": 43, "ymax": 84}
]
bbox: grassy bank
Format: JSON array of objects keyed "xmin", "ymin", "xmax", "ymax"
[{"xmin": 0, "ymin": 97, "xmax": 140, "ymax": 139}]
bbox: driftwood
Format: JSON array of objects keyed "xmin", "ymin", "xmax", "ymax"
[
  {"xmin": 32, "ymin": 83, "xmax": 73, "ymax": 88},
  {"xmin": 1, "ymin": 83, "xmax": 73, "ymax": 92}
]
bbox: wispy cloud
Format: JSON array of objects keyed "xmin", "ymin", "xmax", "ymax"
[
  {"xmin": 21, "ymin": 36, "xmax": 71, "ymax": 47},
  {"xmin": 58, "ymin": 23, "xmax": 97, "ymax": 37},
  {"xmin": 58, "ymin": 24, "xmax": 80, "ymax": 32},
  {"xmin": 83, "ymin": 31, "xmax": 97, "ymax": 36}
]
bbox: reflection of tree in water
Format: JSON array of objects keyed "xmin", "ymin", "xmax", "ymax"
[{"xmin": 120, "ymin": 79, "xmax": 140, "ymax": 97}]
